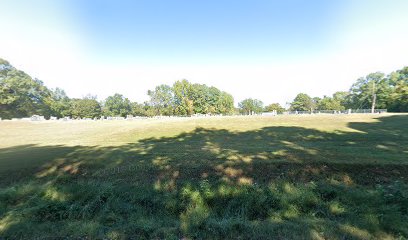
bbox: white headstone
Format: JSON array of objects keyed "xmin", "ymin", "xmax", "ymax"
[{"xmin": 31, "ymin": 115, "xmax": 45, "ymax": 121}]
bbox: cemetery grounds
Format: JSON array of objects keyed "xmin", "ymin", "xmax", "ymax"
[{"xmin": 0, "ymin": 114, "xmax": 407, "ymax": 239}]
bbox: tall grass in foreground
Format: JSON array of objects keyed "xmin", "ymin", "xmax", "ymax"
[{"xmin": 0, "ymin": 177, "xmax": 407, "ymax": 239}]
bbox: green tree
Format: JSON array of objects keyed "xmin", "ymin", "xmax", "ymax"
[
  {"xmin": 103, "ymin": 93, "xmax": 131, "ymax": 117},
  {"xmin": 349, "ymin": 72, "xmax": 390, "ymax": 111},
  {"xmin": 217, "ymin": 91, "xmax": 234, "ymax": 114},
  {"xmin": 149, "ymin": 79, "xmax": 234, "ymax": 116},
  {"xmin": 48, "ymin": 88, "xmax": 71, "ymax": 117},
  {"xmin": 70, "ymin": 97, "xmax": 102, "ymax": 119},
  {"xmin": 312, "ymin": 97, "xmax": 321, "ymax": 111},
  {"xmin": 143, "ymin": 101, "xmax": 156, "ymax": 117},
  {"xmin": 147, "ymin": 84, "xmax": 174, "ymax": 116},
  {"xmin": 238, "ymin": 98, "xmax": 263, "ymax": 115},
  {"xmin": 264, "ymin": 103, "xmax": 285, "ymax": 113},
  {"xmin": 290, "ymin": 93, "xmax": 313, "ymax": 111},
  {"xmin": 333, "ymin": 91, "xmax": 351, "ymax": 109},
  {"xmin": 0, "ymin": 58, "xmax": 53, "ymax": 119},
  {"xmin": 388, "ymin": 67, "xmax": 408, "ymax": 112},
  {"xmin": 130, "ymin": 102, "xmax": 147, "ymax": 116},
  {"xmin": 189, "ymin": 84, "xmax": 234, "ymax": 115},
  {"xmin": 190, "ymin": 83, "xmax": 212, "ymax": 114},
  {"xmin": 317, "ymin": 96, "xmax": 344, "ymax": 110},
  {"xmin": 173, "ymin": 79, "xmax": 194, "ymax": 116}
]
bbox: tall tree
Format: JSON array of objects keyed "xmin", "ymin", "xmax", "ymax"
[
  {"xmin": 387, "ymin": 67, "xmax": 408, "ymax": 112},
  {"xmin": 147, "ymin": 84, "xmax": 174, "ymax": 116},
  {"xmin": 265, "ymin": 103, "xmax": 285, "ymax": 113},
  {"xmin": 317, "ymin": 96, "xmax": 344, "ymax": 111},
  {"xmin": 190, "ymin": 83, "xmax": 212, "ymax": 114},
  {"xmin": 349, "ymin": 72, "xmax": 390, "ymax": 112},
  {"xmin": 188, "ymin": 83, "xmax": 234, "ymax": 115},
  {"xmin": 217, "ymin": 91, "xmax": 234, "ymax": 115},
  {"xmin": 333, "ymin": 91, "xmax": 351, "ymax": 109},
  {"xmin": 70, "ymin": 97, "xmax": 102, "ymax": 119},
  {"xmin": 173, "ymin": 79, "xmax": 194, "ymax": 116},
  {"xmin": 130, "ymin": 102, "xmax": 146, "ymax": 116},
  {"xmin": 48, "ymin": 87, "xmax": 71, "ymax": 117},
  {"xmin": 238, "ymin": 98, "xmax": 263, "ymax": 115},
  {"xmin": 0, "ymin": 58, "xmax": 53, "ymax": 118},
  {"xmin": 103, "ymin": 93, "xmax": 131, "ymax": 117},
  {"xmin": 290, "ymin": 93, "xmax": 313, "ymax": 111}
]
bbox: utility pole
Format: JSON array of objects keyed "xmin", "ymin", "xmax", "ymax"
[{"xmin": 371, "ymin": 81, "xmax": 376, "ymax": 113}]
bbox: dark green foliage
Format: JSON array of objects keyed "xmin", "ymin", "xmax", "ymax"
[
  {"xmin": 388, "ymin": 67, "xmax": 408, "ymax": 112},
  {"xmin": 349, "ymin": 72, "xmax": 390, "ymax": 109},
  {"xmin": 70, "ymin": 97, "xmax": 102, "ymax": 118},
  {"xmin": 103, "ymin": 93, "xmax": 132, "ymax": 117},
  {"xmin": 48, "ymin": 88, "xmax": 71, "ymax": 117},
  {"xmin": 0, "ymin": 59, "xmax": 54, "ymax": 119},
  {"xmin": 290, "ymin": 93, "xmax": 313, "ymax": 111}
]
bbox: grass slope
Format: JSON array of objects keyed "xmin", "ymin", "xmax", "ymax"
[{"xmin": 0, "ymin": 114, "xmax": 407, "ymax": 239}]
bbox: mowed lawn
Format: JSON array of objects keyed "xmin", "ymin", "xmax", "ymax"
[{"xmin": 0, "ymin": 114, "xmax": 407, "ymax": 239}]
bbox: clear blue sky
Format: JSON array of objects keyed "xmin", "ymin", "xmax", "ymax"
[
  {"xmin": 73, "ymin": 0, "xmax": 339, "ymax": 63},
  {"xmin": 1, "ymin": 0, "xmax": 408, "ymax": 106}
]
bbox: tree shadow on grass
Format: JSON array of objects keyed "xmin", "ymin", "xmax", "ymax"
[{"xmin": 0, "ymin": 115, "xmax": 407, "ymax": 239}]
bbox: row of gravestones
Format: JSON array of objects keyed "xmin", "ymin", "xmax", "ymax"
[
  {"xmin": 1, "ymin": 114, "xmax": 234, "ymax": 122},
  {"xmin": 25, "ymin": 115, "xmax": 147, "ymax": 121}
]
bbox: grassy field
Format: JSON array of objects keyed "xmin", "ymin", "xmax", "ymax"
[{"xmin": 0, "ymin": 114, "xmax": 407, "ymax": 239}]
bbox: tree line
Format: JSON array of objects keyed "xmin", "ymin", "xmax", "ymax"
[
  {"xmin": 0, "ymin": 59, "xmax": 234, "ymax": 119},
  {"xmin": 287, "ymin": 70, "xmax": 408, "ymax": 113},
  {"xmin": 235, "ymin": 69, "xmax": 408, "ymax": 114},
  {"xmin": 0, "ymin": 58, "xmax": 407, "ymax": 119}
]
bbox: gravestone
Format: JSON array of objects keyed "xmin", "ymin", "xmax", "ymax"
[{"xmin": 31, "ymin": 115, "xmax": 45, "ymax": 121}]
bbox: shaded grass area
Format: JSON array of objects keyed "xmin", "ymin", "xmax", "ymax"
[{"xmin": 0, "ymin": 115, "xmax": 407, "ymax": 239}]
